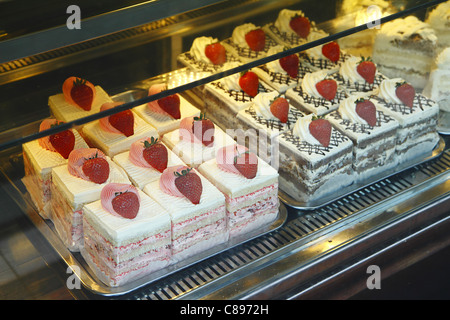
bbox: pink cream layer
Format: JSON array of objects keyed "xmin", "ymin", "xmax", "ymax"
[
  {"xmin": 171, "ymin": 204, "xmax": 226, "ymax": 236},
  {"xmin": 225, "ymin": 183, "xmax": 278, "ymax": 208}
]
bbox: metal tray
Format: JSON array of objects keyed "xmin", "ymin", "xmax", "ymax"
[{"xmin": 278, "ymin": 136, "xmax": 446, "ymax": 210}]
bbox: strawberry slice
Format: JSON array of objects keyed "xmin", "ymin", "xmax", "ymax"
[
  {"xmin": 289, "ymin": 14, "xmax": 310, "ymax": 38},
  {"xmin": 309, "ymin": 117, "xmax": 332, "ymax": 148},
  {"xmin": 205, "ymin": 42, "xmax": 227, "ymax": 65},
  {"xmin": 69, "ymin": 78, "xmax": 95, "ymax": 111},
  {"xmin": 239, "ymin": 71, "xmax": 259, "ymax": 97},
  {"xmin": 356, "ymin": 57, "xmax": 376, "ymax": 84},
  {"xmin": 192, "ymin": 113, "xmax": 215, "ymax": 147},
  {"xmin": 109, "ymin": 110, "xmax": 134, "ymax": 137},
  {"xmin": 233, "ymin": 148, "xmax": 258, "ymax": 179},
  {"xmin": 245, "ymin": 28, "xmax": 266, "ymax": 51},
  {"xmin": 355, "ymin": 98, "xmax": 377, "ymax": 127},
  {"xmin": 158, "ymin": 94, "xmax": 181, "ymax": 119},
  {"xmin": 48, "ymin": 122, "xmax": 75, "ymax": 159},
  {"xmin": 174, "ymin": 167, "xmax": 203, "ymax": 205},
  {"xmin": 82, "ymin": 154, "xmax": 110, "ymax": 184},
  {"xmin": 112, "ymin": 191, "xmax": 140, "ymax": 219},
  {"xmin": 322, "ymin": 42, "xmax": 340, "ymax": 63},
  {"xmin": 395, "ymin": 81, "xmax": 415, "ymax": 108},
  {"xmin": 279, "ymin": 54, "xmax": 299, "ymax": 78},
  {"xmin": 270, "ymin": 96, "xmax": 289, "ymax": 123},
  {"xmin": 315, "ymin": 79, "xmax": 337, "ymax": 101},
  {"xmin": 142, "ymin": 137, "xmax": 168, "ymax": 172}
]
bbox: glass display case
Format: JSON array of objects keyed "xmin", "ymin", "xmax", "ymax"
[{"xmin": 0, "ymin": 0, "xmax": 448, "ymax": 300}]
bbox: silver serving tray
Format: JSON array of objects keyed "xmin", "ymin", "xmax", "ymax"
[{"xmin": 278, "ymin": 136, "xmax": 446, "ymax": 210}]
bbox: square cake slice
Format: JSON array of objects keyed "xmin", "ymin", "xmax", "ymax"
[
  {"xmin": 198, "ymin": 144, "xmax": 279, "ymax": 238},
  {"xmin": 144, "ymin": 165, "xmax": 228, "ymax": 263},
  {"xmin": 81, "ymin": 184, "xmax": 172, "ymax": 287}
]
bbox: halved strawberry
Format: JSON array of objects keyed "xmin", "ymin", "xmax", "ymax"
[
  {"xmin": 112, "ymin": 191, "xmax": 140, "ymax": 219},
  {"xmin": 233, "ymin": 148, "xmax": 258, "ymax": 179},
  {"xmin": 289, "ymin": 14, "xmax": 310, "ymax": 38},
  {"xmin": 174, "ymin": 167, "xmax": 203, "ymax": 205},
  {"xmin": 279, "ymin": 53, "xmax": 299, "ymax": 78},
  {"xmin": 192, "ymin": 113, "xmax": 215, "ymax": 147},
  {"xmin": 205, "ymin": 42, "xmax": 227, "ymax": 65},
  {"xmin": 245, "ymin": 28, "xmax": 266, "ymax": 51},
  {"xmin": 48, "ymin": 122, "xmax": 75, "ymax": 159},
  {"xmin": 142, "ymin": 137, "xmax": 168, "ymax": 172},
  {"xmin": 158, "ymin": 94, "xmax": 181, "ymax": 119},
  {"xmin": 109, "ymin": 110, "xmax": 134, "ymax": 137},
  {"xmin": 395, "ymin": 81, "xmax": 415, "ymax": 108},
  {"xmin": 239, "ymin": 71, "xmax": 259, "ymax": 97},
  {"xmin": 309, "ymin": 117, "xmax": 332, "ymax": 148},
  {"xmin": 70, "ymin": 78, "xmax": 94, "ymax": 111},
  {"xmin": 357, "ymin": 57, "xmax": 376, "ymax": 84},
  {"xmin": 355, "ymin": 98, "xmax": 377, "ymax": 127},
  {"xmin": 315, "ymin": 79, "xmax": 337, "ymax": 101},
  {"xmin": 82, "ymin": 154, "xmax": 110, "ymax": 184},
  {"xmin": 270, "ymin": 96, "xmax": 289, "ymax": 123},
  {"xmin": 322, "ymin": 42, "xmax": 340, "ymax": 63}
]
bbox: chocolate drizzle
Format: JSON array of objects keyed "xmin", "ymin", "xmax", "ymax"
[
  {"xmin": 179, "ymin": 52, "xmax": 239, "ymax": 73},
  {"xmin": 371, "ymin": 93, "xmax": 434, "ymax": 115},
  {"xmin": 327, "ymin": 110, "xmax": 395, "ymax": 134},
  {"xmin": 258, "ymin": 64, "xmax": 312, "ymax": 86},
  {"xmin": 244, "ymin": 105, "xmax": 304, "ymax": 131},
  {"xmin": 301, "ymin": 52, "xmax": 350, "ymax": 70},
  {"xmin": 291, "ymin": 85, "xmax": 347, "ymax": 111},
  {"xmin": 267, "ymin": 24, "xmax": 308, "ymax": 47},
  {"xmin": 211, "ymin": 81, "xmax": 271, "ymax": 103},
  {"xmin": 333, "ymin": 72, "xmax": 387, "ymax": 93},
  {"xmin": 223, "ymin": 36, "xmax": 278, "ymax": 60}
]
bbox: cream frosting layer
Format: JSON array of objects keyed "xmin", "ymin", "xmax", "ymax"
[
  {"xmin": 274, "ymin": 9, "xmax": 306, "ymax": 35},
  {"xmin": 232, "ymin": 23, "xmax": 259, "ymax": 48},
  {"xmin": 377, "ymin": 16, "xmax": 437, "ymax": 43},
  {"xmin": 292, "ymin": 114, "xmax": 321, "ymax": 146},
  {"xmin": 338, "ymin": 56, "xmax": 367, "ymax": 84},
  {"xmin": 190, "ymin": 36, "xmax": 219, "ymax": 64}
]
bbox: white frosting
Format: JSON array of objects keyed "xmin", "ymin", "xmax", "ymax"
[
  {"xmin": 305, "ymin": 30, "xmax": 329, "ymax": 59},
  {"xmin": 435, "ymin": 47, "xmax": 450, "ymax": 69},
  {"xmin": 266, "ymin": 45, "xmax": 287, "ymax": 74},
  {"xmin": 339, "ymin": 55, "xmax": 366, "ymax": 84},
  {"xmin": 219, "ymin": 61, "xmax": 242, "ymax": 91},
  {"xmin": 379, "ymin": 16, "xmax": 437, "ymax": 43},
  {"xmin": 274, "ymin": 9, "xmax": 305, "ymax": 35},
  {"xmin": 426, "ymin": 2, "xmax": 450, "ymax": 30},
  {"xmin": 292, "ymin": 114, "xmax": 322, "ymax": 146},
  {"xmin": 232, "ymin": 23, "xmax": 259, "ymax": 48},
  {"xmin": 377, "ymin": 78, "xmax": 404, "ymax": 104},
  {"xmin": 190, "ymin": 36, "xmax": 218, "ymax": 64},
  {"xmin": 339, "ymin": 94, "xmax": 373, "ymax": 125},
  {"xmin": 252, "ymin": 91, "xmax": 280, "ymax": 120},
  {"xmin": 301, "ymin": 70, "xmax": 329, "ymax": 98}
]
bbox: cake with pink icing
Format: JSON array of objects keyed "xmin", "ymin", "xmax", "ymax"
[
  {"xmin": 162, "ymin": 114, "xmax": 236, "ymax": 168},
  {"xmin": 81, "ymin": 101, "xmax": 158, "ymax": 157},
  {"xmin": 81, "ymin": 183, "xmax": 172, "ymax": 287},
  {"xmin": 50, "ymin": 148, "xmax": 130, "ymax": 251},
  {"xmin": 325, "ymin": 94, "xmax": 399, "ymax": 181},
  {"xmin": 143, "ymin": 165, "xmax": 228, "ymax": 263},
  {"xmin": 370, "ymin": 78, "xmax": 439, "ymax": 162},
  {"xmin": 133, "ymin": 83, "xmax": 201, "ymax": 135},
  {"xmin": 277, "ymin": 113, "xmax": 354, "ymax": 203},
  {"xmin": 48, "ymin": 77, "xmax": 113, "ymax": 123},
  {"xmin": 285, "ymin": 69, "xmax": 347, "ymax": 116},
  {"xmin": 113, "ymin": 136, "xmax": 186, "ymax": 189},
  {"xmin": 22, "ymin": 119, "xmax": 89, "ymax": 218},
  {"xmin": 198, "ymin": 144, "xmax": 279, "ymax": 238}
]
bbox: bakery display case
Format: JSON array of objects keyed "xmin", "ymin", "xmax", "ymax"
[{"xmin": 0, "ymin": 0, "xmax": 449, "ymax": 300}]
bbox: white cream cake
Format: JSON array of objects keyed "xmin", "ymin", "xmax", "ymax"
[
  {"xmin": 423, "ymin": 47, "xmax": 450, "ymax": 113},
  {"xmin": 425, "ymin": 1, "xmax": 450, "ymax": 52}
]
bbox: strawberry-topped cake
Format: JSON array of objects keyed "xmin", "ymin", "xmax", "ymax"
[
  {"xmin": 134, "ymin": 83, "xmax": 200, "ymax": 135},
  {"xmin": 263, "ymin": 9, "xmax": 315, "ymax": 49},
  {"xmin": 325, "ymin": 94, "xmax": 399, "ymax": 181},
  {"xmin": 162, "ymin": 113, "xmax": 235, "ymax": 168},
  {"xmin": 235, "ymin": 92, "xmax": 304, "ymax": 166},
  {"xmin": 371, "ymin": 78, "xmax": 439, "ymax": 162},
  {"xmin": 49, "ymin": 77, "xmax": 113, "ymax": 123},
  {"xmin": 50, "ymin": 148, "xmax": 130, "ymax": 251},
  {"xmin": 81, "ymin": 183, "xmax": 172, "ymax": 287},
  {"xmin": 113, "ymin": 136, "xmax": 186, "ymax": 189},
  {"xmin": 285, "ymin": 69, "xmax": 347, "ymax": 116},
  {"xmin": 277, "ymin": 113, "xmax": 354, "ymax": 203},
  {"xmin": 203, "ymin": 62, "xmax": 275, "ymax": 128},
  {"xmin": 221, "ymin": 23, "xmax": 278, "ymax": 63},
  {"xmin": 143, "ymin": 165, "xmax": 227, "ymax": 263},
  {"xmin": 198, "ymin": 144, "xmax": 279, "ymax": 238},
  {"xmin": 22, "ymin": 119, "xmax": 89, "ymax": 218},
  {"xmin": 81, "ymin": 101, "xmax": 158, "ymax": 157}
]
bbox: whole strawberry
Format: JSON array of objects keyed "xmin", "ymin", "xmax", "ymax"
[
  {"xmin": 309, "ymin": 116, "xmax": 332, "ymax": 148},
  {"xmin": 239, "ymin": 71, "xmax": 259, "ymax": 97},
  {"xmin": 245, "ymin": 28, "xmax": 266, "ymax": 51},
  {"xmin": 279, "ymin": 53, "xmax": 299, "ymax": 78},
  {"xmin": 315, "ymin": 79, "xmax": 337, "ymax": 101},
  {"xmin": 158, "ymin": 93, "xmax": 181, "ymax": 119},
  {"xmin": 109, "ymin": 110, "xmax": 134, "ymax": 137},
  {"xmin": 70, "ymin": 78, "xmax": 94, "ymax": 111},
  {"xmin": 355, "ymin": 98, "xmax": 377, "ymax": 127},
  {"xmin": 192, "ymin": 113, "xmax": 215, "ymax": 147},
  {"xmin": 142, "ymin": 137, "xmax": 168, "ymax": 172},
  {"xmin": 270, "ymin": 96, "xmax": 289, "ymax": 123},
  {"xmin": 289, "ymin": 14, "xmax": 310, "ymax": 38},
  {"xmin": 49, "ymin": 122, "xmax": 75, "ymax": 159},
  {"xmin": 174, "ymin": 167, "xmax": 203, "ymax": 205},
  {"xmin": 233, "ymin": 148, "xmax": 258, "ymax": 179},
  {"xmin": 112, "ymin": 191, "xmax": 140, "ymax": 219},
  {"xmin": 322, "ymin": 42, "xmax": 340, "ymax": 63},
  {"xmin": 395, "ymin": 81, "xmax": 415, "ymax": 108},
  {"xmin": 357, "ymin": 57, "xmax": 376, "ymax": 84},
  {"xmin": 82, "ymin": 153, "xmax": 110, "ymax": 184},
  {"xmin": 205, "ymin": 42, "xmax": 227, "ymax": 65}
]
